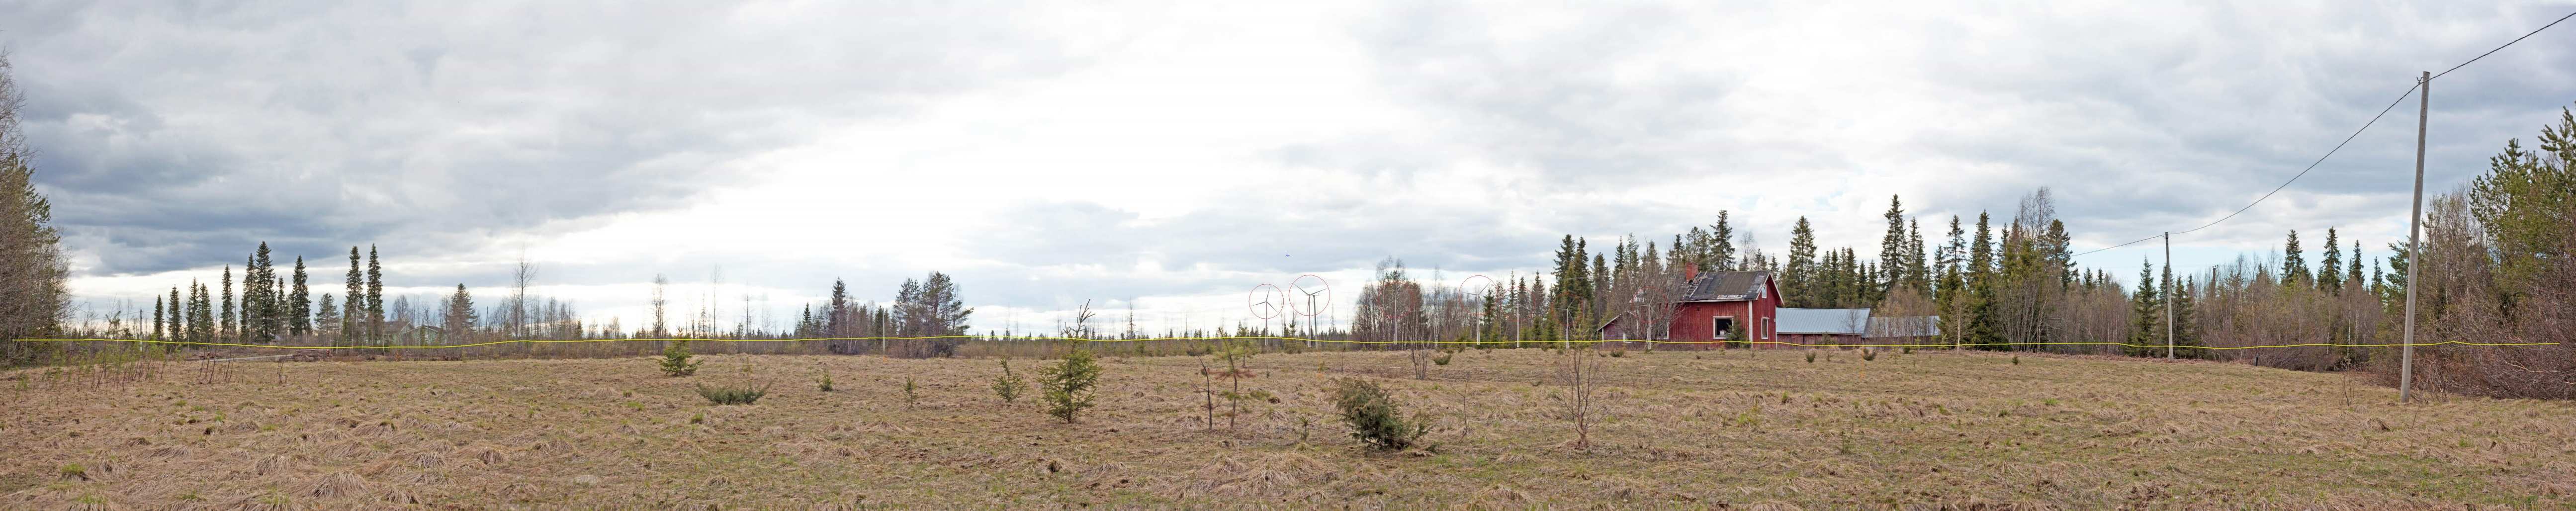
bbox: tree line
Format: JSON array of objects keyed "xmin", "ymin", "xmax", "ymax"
[{"xmin": 0, "ymin": 52, "xmax": 71, "ymax": 366}]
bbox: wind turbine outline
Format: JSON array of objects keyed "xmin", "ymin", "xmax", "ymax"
[
  {"xmin": 1289, "ymin": 274, "xmax": 1332, "ymax": 344},
  {"xmin": 1247, "ymin": 283, "xmax": 1284, "ymax": 342}
]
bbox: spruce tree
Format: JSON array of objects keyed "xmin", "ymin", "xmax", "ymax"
[
  {"xmin": 2281, "ymin": 230, "xmax": 2308, "ymax": 286},
  {"xmin": 1550, "ymin": 236, "xmax": 1589, "ymax": 328},
  {"xmin": 168, "ymin": 287, "xmax": 183, "ymax": 342},
  {"xmin": 1879, "ymin": 195, "xmax": 1908, "ymax": 293},
  {"xmin": 2346, "ymin": 241, "xmax": 2364, "ymax": 291},
  {"xmin": 189, "ymin": 282, "xmax": 213, "ymax": 343},
  {"xmin": 1708, "ymin": 212, "xmax": 1736, "ymax": 272},
  {"xmin": 1907, "ymin": 218, "xmax": 1931, "ymax": 293},
  {"xmin": 290, "ymin": 256, "xmax": 311, "ymax": 336},
  {"xmin": 444, "ymin": 284, "xmax": 476, "ymax": 341},
  {"xmin": 219, "ymin": 265, "xmax": 235, "ymax": 341},
  {"xmin": 152, "ymin": 296, "xmax": 165, "ymax": 341},
  {"xmin": 315, "ymin": 293, "xmax": 339, "ymax": 337},
  {"xmin": 1936, "ymin": 216, "xmax": 1965, "ymax": 313},
  {"xmin": 1966, "ymin": 212, "xmax": 2000, "ymax": 347},
  {"xmin": 1785, "ymin": 217, "xmax": 1818, "ymax": 307},
  {"xmin": 252, "ymin": 243, "xmax": 275, "ymax": 341},
  {"xmin": 827, "ymin": 278, "xmax": 850, "ymax": 337},
  {"xmin": 2125, "ymin": 258, "xmax": 2162, "ymax": 356},
  {"xmin": 2169, "ymin": 278, "xmax": 2200, "ymax": 357},
  {"xmin": 342, "ymin": 247, "xmax": 360, "ymax": 344},
  {"xmin": 365, "ymin": 245, "xmax": 384, "ymax": 341},
  {"xmin": 2317, "ymin": 228, "xmax": 2343, "ymax": 291}
]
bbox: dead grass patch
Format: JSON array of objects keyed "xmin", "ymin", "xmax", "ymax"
[{"xmin": 1, "ymin": 350, "xmax": 2570, "ymax": 507}]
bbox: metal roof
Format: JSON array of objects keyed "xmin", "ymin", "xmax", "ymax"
[
  {"xmin": 1680, "ymin": 271, "xmax": 1771, "ymax": 302},
  {"xmin": 1776, "ymin": 308, "xmax": 1871, "ymax": 335}
]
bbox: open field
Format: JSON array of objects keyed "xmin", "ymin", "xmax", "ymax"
[{"xmin": 5, "ymin": 347, "xmax": 2574, "ymax": 508}]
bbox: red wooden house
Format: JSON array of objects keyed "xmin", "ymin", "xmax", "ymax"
[{"xmin": 1599, "ymin": 268, "xmax": 1780, "ymax": 348}]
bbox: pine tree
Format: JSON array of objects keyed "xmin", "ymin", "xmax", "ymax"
[
  {"xmin": 2346, "ymin": 241, "xmax": 2364, "ymax": 291},
  {"xmin": 1785, "ymin": 217, "xmax": 1818, "ymax": 307}
]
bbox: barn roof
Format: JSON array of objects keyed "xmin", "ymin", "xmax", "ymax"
[
  {"xmin": 1680, "ymin": 271, "xmax": 1772, "ymax": 302},
  {"xmin": 1777, "ymin": 308, "xmax": 1870, "ymax": 335},
  {"xmin": 1865, "ymin": 316, "xmax": 1942, "ymax": 338}
]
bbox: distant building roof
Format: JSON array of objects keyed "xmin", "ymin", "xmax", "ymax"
[
  {"xmin": 1777, "ymin": 308, "xmax": 1871, "ymax": 335},
  {"xmin": 1865, "ymin": 316, "xmax": 1942, "ymax": 338},
  {"xmin": 1680, "ymin": 271, "xmax": 1772, "ymax": 302}
]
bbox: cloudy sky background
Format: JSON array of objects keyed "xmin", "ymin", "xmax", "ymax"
[{"xmin": 8, "ymin": 1, "xmax": 2575, "ymax": 335}]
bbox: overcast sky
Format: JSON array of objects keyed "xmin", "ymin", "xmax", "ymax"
[{"xmin": 9, "ymin": 1, "xmax": 2575, "ymax": 335}]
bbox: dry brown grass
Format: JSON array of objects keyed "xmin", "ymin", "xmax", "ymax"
[{"xmin": 3, "ymin": 348, "xmax": 2573, "ymax": 508}]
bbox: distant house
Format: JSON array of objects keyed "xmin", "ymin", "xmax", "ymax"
[
  {"xmin": 1599, "ymin": 268, "xmax": 1781, "ymax": 347},
  {"xmin": 1777, "ymin": 307, "xmax": 1871, "ymax": 346}
]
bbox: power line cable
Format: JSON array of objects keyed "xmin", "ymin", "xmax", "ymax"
[
  {"xmin": 2074, "ymin": 10, "xmax": 2575, "ymax": 258},
  {"xmin": 2434, "ymin": 10, "xmax": 2576, "ymax": 80}
]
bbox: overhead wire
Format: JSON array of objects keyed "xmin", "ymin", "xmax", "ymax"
[{"xmin": 2072, "ymin": 10, "xmax": 2575, "ymax": 258}]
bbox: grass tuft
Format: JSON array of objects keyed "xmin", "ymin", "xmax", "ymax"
[{"xmin": 696, "ymin": 382, "xmax": 771, "ymax": 405}]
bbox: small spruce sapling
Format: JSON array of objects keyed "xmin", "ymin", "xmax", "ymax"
[
  {"xmin": 991, "ymin": 359, "xmax": 1026, "ymax": 404},
  {"xmin": 902, "ymin": 377, "xmax": 918, "ymax": 406},
  {"xmin": 1039, "ymin": 349, "xmax": 1103, "ymax": 424},
  {"xmin": 1331, "ymin": 377, "xmax": 1428, "ymax": 451},
  {"xmin": 659, "ymin": 341, "xmax": 702, "ymax": 376},
  {"xmin": 1210, "ymin": 341, "xmax": 1270, "ymax": 430}
]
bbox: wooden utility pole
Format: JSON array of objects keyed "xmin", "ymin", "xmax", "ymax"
[
  {"xmin": 2164, "ymin": 232, "xmax": 2174, "ymax": 359},
  {"xmin": 2400, "ymin": 71, "xmax": 2429, "ymax": 403}
]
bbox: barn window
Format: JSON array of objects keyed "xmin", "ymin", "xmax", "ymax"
[
  {"xmin": 1712, "ymin": 317, "xmax": 1736, "ymax": 339},
  {"xmin": 1761, "ymin": 318, "xmax": 1771, "ymax": 340}
]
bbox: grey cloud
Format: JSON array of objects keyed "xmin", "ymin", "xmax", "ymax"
[
  {"xmin": 6, "ymin": 1, "xmax": 1088, "ymax": 275},
  {"xmin": 1348, "ymin": 1, "xmax": 1771, "ymax": 188}
]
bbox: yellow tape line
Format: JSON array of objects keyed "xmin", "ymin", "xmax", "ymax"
[{"xmin": 12, "ymin": 337, "xmax": 2563, "ymax": 351}]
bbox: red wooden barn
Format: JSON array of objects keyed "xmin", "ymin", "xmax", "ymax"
[{"xmin": 1599, "ymin": 268, "xmax": 1780, "ymax": 348}]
